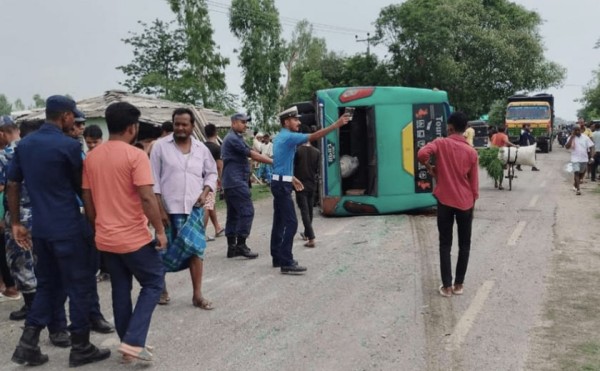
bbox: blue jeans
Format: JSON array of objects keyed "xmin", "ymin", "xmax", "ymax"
[
  {"xmin": 270, "ymin": 180, "xmax": 297, "ymax": 266},
  {"xmin": 105, "ymin": 242, "xmax": 164, "ymax": 347},
  {"xmin": 26, "ymin": 236, "xmax": 96, "ymax": 334},
  {"xmin": 256, "ymin": 164, "xmax": 273, "ymax": 184},
  {"xmin": 224, "ymin": 186, "xmax": 254, "ymax": 238}
]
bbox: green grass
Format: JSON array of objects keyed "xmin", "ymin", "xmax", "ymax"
[{"xmin": 215, "ymin": 184, "xmax": 272, "ymax": 210}]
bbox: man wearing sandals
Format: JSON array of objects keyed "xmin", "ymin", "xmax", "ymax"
[
  {"xmin": 82, "ymin": 102, "xmax": 167, "ymax": 362},
  {"xmin": 417, "ymin": 112, "xmax": 479, "ymax": 297},
  {"xmin": 566, "ymin": 125, "xmax": 595, "ymax": 195},
  {"xmin": 150, "ymin": 108, "xmax": 218, "ymax": 310}
]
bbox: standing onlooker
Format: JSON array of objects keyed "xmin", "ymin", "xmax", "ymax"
[
  {"xmin": 417, "ymin": 112, "xmax": 479, "ymax": 297},
  {"xmin": 591, "ymin": 123, "xmax": 600, "ymax": 182},
  {"xmin": 256, "ymin": 133, "xmax": 273, "ymax": 185},
  {"xmin": 0, "ymin": 117, "xmax": 21, "ymax": 302},
  {"xmin": 463, "ymin": 122, "xmax": 475, "ymax": 147},
  {"xmin": 83, "ymin": 125, "xmax": 104, "ymax": 152},
  {"xmin": 82, "ymin": 102, "xmax": 167, "ymax": 362},
  {"xmin": 8, "ymin": 96, "xmax": 110, "ymax": 367},
  {"xmin": 202, "ymin": 123, "xmax": 225, "ymax": 239},
  {"xmin": 270, "ymin": 107, "xmax": 349, "ymax": 274},
  {"xmin": 516, "ymin": 124, "xmax": 540, "ymax": 171},
  {"xmin": 151, "ymin": 108, "xmax": 218, "ymax": 310},
  {"xmin": 294, "ymin": 137, "xmax": 320, "ymax": 248},
  {"xmin": 566, "ymin": 126, "xmax": 595, "ymax": 195},
  {"xmin": 221, "ymin": 113, "xmax": 272, "ymax": 259},
  {"xmin": 490, "ymin": 126, "xmax": 518, "ymax": 190}
]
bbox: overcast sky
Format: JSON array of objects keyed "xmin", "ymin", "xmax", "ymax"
[{"xmin": 1, "ymin": 0, "xmax": 598, "ymax": 119}]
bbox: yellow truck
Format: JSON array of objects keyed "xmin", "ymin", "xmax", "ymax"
[{"xmin": 505, "ymin": 93, "xmax": 554, "ymax": 153}]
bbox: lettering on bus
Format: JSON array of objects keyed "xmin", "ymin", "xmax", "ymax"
[
  {"xmin": 327, "ymin": 139, "xmax": 336, "ymax": 165},
  {"xmin": 412, "ymin": 103, "xmax": 447, "ymax": 193}
]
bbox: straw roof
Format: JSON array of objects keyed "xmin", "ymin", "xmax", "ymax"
[{"xmin": 15, "ymin": 90, "xmax": 232, "ymax": 140}]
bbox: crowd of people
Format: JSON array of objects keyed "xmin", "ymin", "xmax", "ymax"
[{"xmin": 0, "ymin": 96, "xmax": 348, "ymax": 367}]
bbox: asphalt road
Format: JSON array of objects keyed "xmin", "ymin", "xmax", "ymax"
[{"xmin": 0, "ymin": 146, "xmax": 575, "ymax": 370}]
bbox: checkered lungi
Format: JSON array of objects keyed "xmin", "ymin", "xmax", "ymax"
[{"xmin": 160, "ymin": 207, "xmax": 206, "ymax": 272}]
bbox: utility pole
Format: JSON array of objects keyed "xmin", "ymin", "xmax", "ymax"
[{"xmin": 355, "ymin": 32, "xmax": 378, "ymax": 57}]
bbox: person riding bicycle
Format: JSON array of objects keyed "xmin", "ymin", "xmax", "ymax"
[{"xmin": 490, "ymin": 126, "xmax": 518, "ymax": 190}]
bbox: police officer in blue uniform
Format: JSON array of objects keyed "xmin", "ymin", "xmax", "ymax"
[
  {"xmin": 221, "ymin": 113, "xmax": 273, "ymax": 259},
  {"xmin": 271, "ymin": 106, "xmax": 349, "ymax": 274},
  {"xmin": 8, "ymin": 96, "xmax": 110, "ymax": 367}
]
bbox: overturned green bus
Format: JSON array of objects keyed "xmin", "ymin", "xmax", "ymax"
[{"xmin": 316, "ymin": 86, "xmax": 450, "ymax": 216}]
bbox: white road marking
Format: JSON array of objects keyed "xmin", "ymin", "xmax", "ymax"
[
  {"xmin": 540, "ymin": 180, "xmax": 547, "ymax": 188},
  {"xmin": 446, "ymin": 280, "xmax": 495, "ymax": 351},
  {"xmin": 507, "ymin": 221, "xmax": 527, "ymax": 246},
  {"xmin": 528, "ymin": 194, "xmax": 540, "ymax": 208}
]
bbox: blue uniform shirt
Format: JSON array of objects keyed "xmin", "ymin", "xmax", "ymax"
[
  {"xmin": 7, "ymin": 123, "xmax": 84, "ymax": 239},
  {"xmin": 272, "ymin": 128, "xmax": 309, "ymax": 176},
  {"xmin": 221, "ymin": 129, "xmax": 252, "ymax": 189}
]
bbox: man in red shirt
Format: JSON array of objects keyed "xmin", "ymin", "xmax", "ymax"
[{"xmin": 418, "ymin": 112, "xmax": 479, "ymax": 297}]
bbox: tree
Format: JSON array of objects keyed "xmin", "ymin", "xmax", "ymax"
[
  {"xmin": 375, "ymin": 0, "xmax": 565, "ymax": 117},
  {"xmin": 0, "ymin": 94, "xmax": 12, "ymax": 115},
  {"xmin": 578, "ymin": 66, "xmax": 600, "ymax": 120},
  {"xmin": 487, "ymin": 99, "xmax": 506, "ymax": 127},
  {"xmin": 32, "ymin": 94, "xmax": 45, "ymax": 108},
  {"xmin": 282, "ymin": 20, "xmax": 327, "ymax": 97},
  {"xmin": 168, "ymin": 0, "xmax": 231, "ymax": 110},
  {"xmin": 230, "ymin": 0, "xmax": 284, "ymax": 130},
  {"xmin": 13, "ymin": 98, "xmax": 25, "ymax": 111},
  {"xmin": 282, "ymin": 51, "xmax": 393, "ymax": 108},
  {"xmin": 117, "ymin": 20, "xmax": 193, "ymax": 102}
]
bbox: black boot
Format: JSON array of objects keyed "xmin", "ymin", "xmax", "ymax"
[
  {"xmin": 11, "ymin": 326, "xmax": 49, "ymax": 366},
  {"xmin": 68, "ymin": 331, "xmax": 111, "ymax": 368},
  {"xmin": 49, "ymin": 330, "xmax": 71, "ymax": 348},
  {"xmin": 226, "ymin": 235, "xmax": 238, "ymax": 258},
  {"xmin": 235, "ymin": 237, "xmax": 259, "ymax": 259},
  {"xmin": 10, "ymin": 292, "xmax": 35, "ymax": 321}
]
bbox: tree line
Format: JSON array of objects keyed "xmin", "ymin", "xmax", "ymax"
[
  {"xmin": 577, "ymin": 37, "xmax": 600, "ymax": 121},
  {"xmin": 3, "ymin": 0, "xmax": 569, "ymax": 129}
]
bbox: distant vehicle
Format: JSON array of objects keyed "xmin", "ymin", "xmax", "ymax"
[
  {"xmin": 505, "ymin": 93, "xmax": 554, "ymax": 153},
  {"xmin": 467, "ymin": 120, "xmax": 489, "ymax": 148},
  {"xmin": 310, "ymin": 86, "xmax": 450, "ymax": 216}
]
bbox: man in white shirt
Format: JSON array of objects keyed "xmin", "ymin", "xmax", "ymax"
[{"xmin": 566, "ymin": 126, "xmax": 595, "ymax": 195}]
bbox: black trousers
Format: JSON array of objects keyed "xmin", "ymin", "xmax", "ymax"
[
  {"xmin": 437, "ymin": 202, "xmax": 473, "ymax": 288},
  {"xmin": 0, "ymin": 231, "xmax": 15, "ymax": 287},
  {"xmin": 295, "ymin": 190, "xmax": 315, "ymax": 240},
  {"xmin": 591, "ymin": 153, "xmax": 600, "ymax": 181}
]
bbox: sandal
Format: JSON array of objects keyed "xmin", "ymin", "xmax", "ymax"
[
  {"xmin": 215, "ymin": 228, "xmax": 225, "ymax": 237},
  {"xmin": 118, "ymin": 343, "xmax": 153, "ymax": 362},
  {"xmin": 158, "ymin": 291, "xmax": 170, "ymax": 305},
  {"xmin": 452, "ymin": 285, "xmax": 464, "ymax": 295},
  {"xmin": 299, "ymin": 232, "xmax": 308, "ymax": 241},
  {"xmin": 304, "ymin": 241, "xmax": 315, "ymax": 248},
  {"xmin": 192, "ymin": 297, "xmax": 214, "ymax": 310},
  {"xmin": 439, "ymin": 285, "xmax": 452, "ymax": 298}
]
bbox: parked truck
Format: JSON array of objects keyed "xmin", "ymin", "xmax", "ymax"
[{"xmin": 505, "ymin": 93, "xmax": 554, "ymax": 153}]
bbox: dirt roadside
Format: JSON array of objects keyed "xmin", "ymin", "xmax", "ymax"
[{"xmin": 526, "ymin": 154, "xmax": 600, "ymax": 370}]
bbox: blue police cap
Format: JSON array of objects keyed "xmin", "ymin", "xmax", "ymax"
[
  {"xmin": 230, "ymin": 112, "xmax": 251, "ymax": 122},
  {"xmin": 46, "ymin": 95, "xmax": 84, "ymax": 118},
  {"xmin": 0, "ymin": 115, "xmax": 14, "ymax": 126}
]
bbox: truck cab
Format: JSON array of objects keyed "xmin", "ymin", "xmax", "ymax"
[{"xmin": 505, "ymin": 93, "xmax": 554, "ymax": 153}]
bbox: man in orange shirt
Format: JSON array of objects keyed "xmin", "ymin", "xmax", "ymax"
[
  {"xmin": 490, "ymin": 126, "xmax": 518, "ymax": 190},
  {"xmin": 82, "ymin": 102, "xmax": 167, "ymax": 363}
]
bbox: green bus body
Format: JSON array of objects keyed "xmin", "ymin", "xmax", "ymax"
[{"xmin": 316, "ymin": 86, "xmax": 450, "ymax": 216}]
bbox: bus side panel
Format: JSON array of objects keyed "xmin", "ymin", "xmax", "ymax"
[{"xmin": 318, "ymin": 93, "xmax": 343, "ymax": 198}]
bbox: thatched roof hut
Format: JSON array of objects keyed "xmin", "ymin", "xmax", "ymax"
[{"xmin": 15, "ymin": 90, "xmax": 231, "ymax": 141}]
